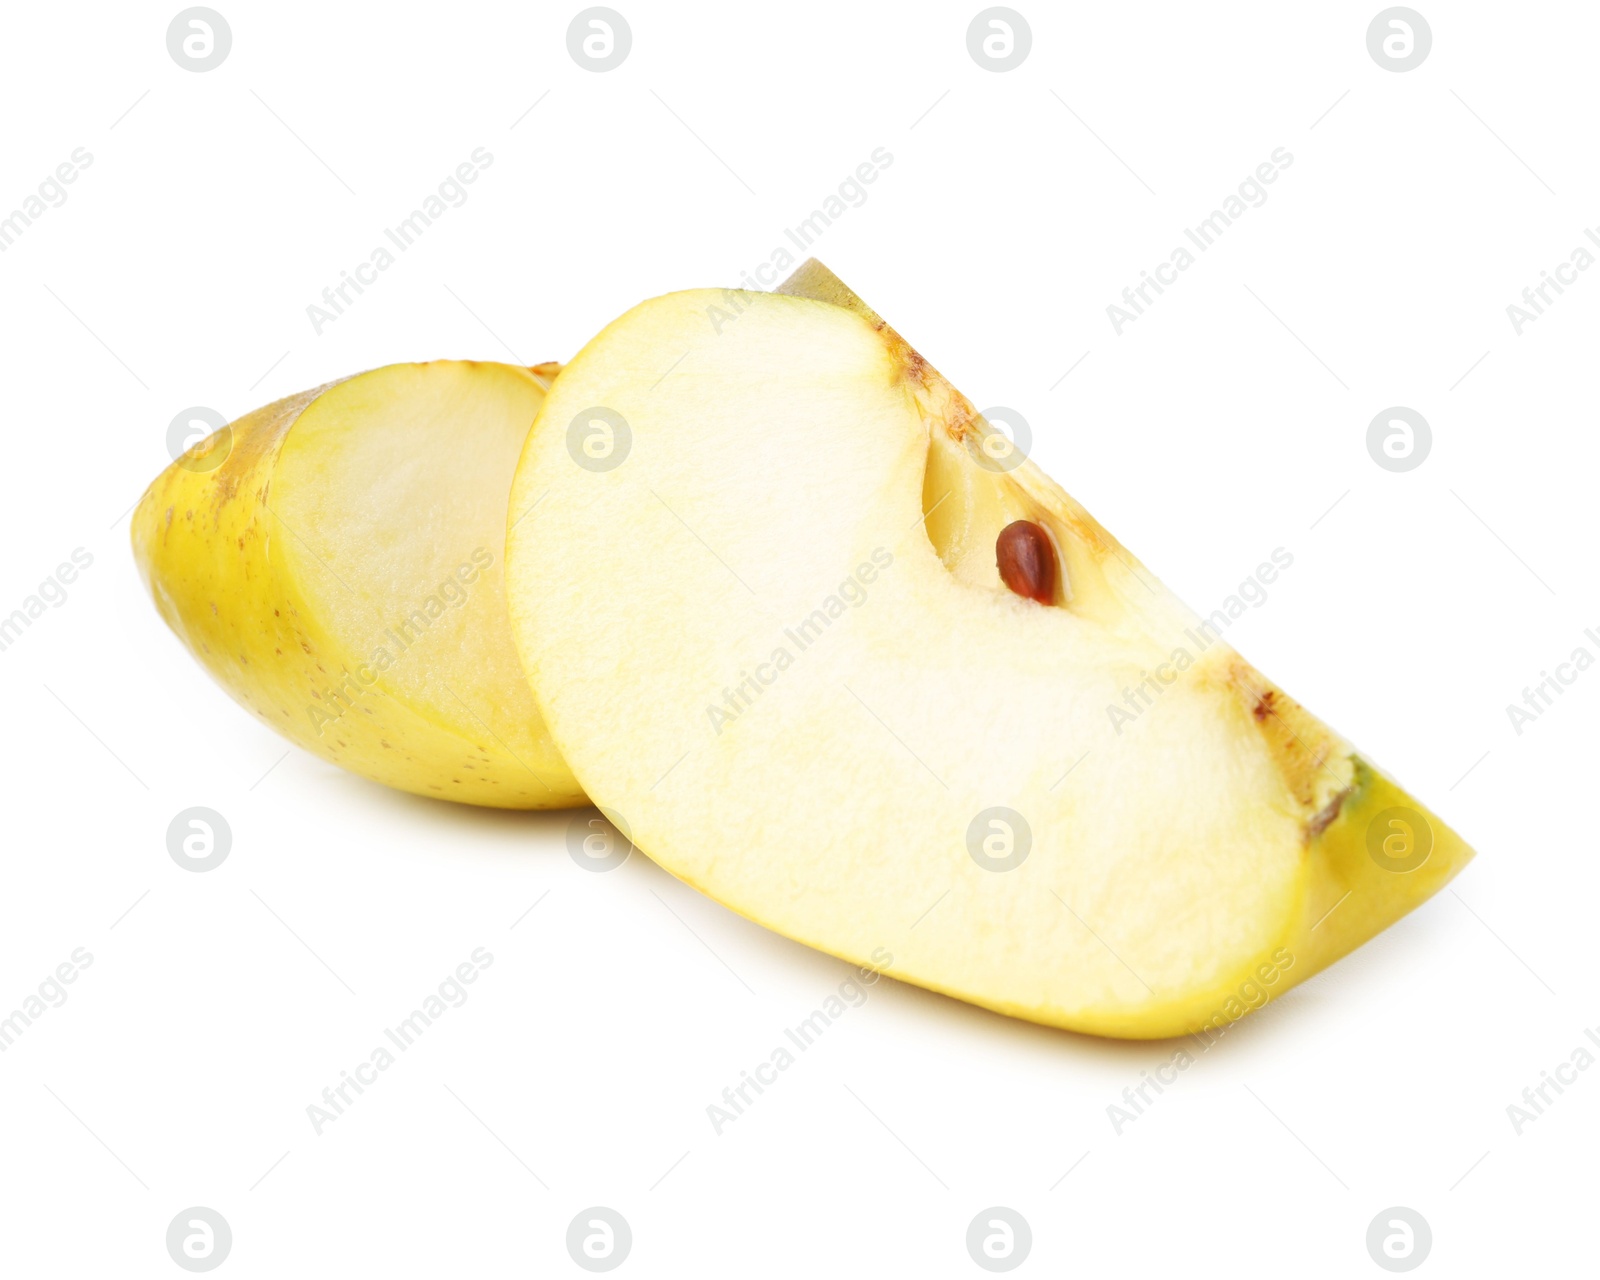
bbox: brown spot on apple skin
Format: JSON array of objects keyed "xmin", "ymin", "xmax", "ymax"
[
  {"xmin": 1307, "ymin": 789, "xmax": 1348, "ymax": 838},
  {"xmin": 1226, "ymin": 659, "xmax": 1356, "ymax": 818},
  {"xmin": 996, "ymin": 520, "xmax": 1057, "ymax": 604}
]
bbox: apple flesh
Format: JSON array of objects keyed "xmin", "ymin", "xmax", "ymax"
[
  {"xmin": 133, "ymin": 360, "xmax": 586, "ymax": 809},
  {"xmin": 504, "ymin": 266, "xmax": 1474, "ymax": 1037}
]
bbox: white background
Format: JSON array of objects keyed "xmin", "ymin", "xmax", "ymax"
[{"xmin": 1, "ymin": 1, "xmax": 1594, "ymax": 1275}]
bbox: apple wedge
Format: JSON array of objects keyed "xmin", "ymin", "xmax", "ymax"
[
  {"xmin": 134, "ymin": 360, "xmax": 585, "ymax": 809},
  {"xmin": 504, "ymin": 266, "xmax": 1474, "ymax": 1038}
]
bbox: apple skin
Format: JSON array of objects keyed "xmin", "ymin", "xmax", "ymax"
[{"xmin": 132, "ymin": 363, "xmax": 586, "ymax": 809}]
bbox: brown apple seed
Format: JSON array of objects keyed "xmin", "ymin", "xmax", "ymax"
[{"xmin": 996, "ymin": 520, "xmax": 1056, "ymax": 605}]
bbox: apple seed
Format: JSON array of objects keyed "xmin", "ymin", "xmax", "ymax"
[{"xmin": 996, "ymin": 520, "xmax": 1056, "ymax": 605}]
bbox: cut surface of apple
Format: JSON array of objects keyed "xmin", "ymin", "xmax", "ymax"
[
  {"xmin": 506, "ymin": 266, "xmax": 1474, "ymax": 1038},
  {"xmin": 134, "ymin": 360, "xmax": 585, "ymax": 809}
]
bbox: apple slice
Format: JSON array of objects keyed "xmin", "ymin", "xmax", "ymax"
[
  {"xmin": 505, "ymin": 268, "xmax": 1474, "ymax": 1037},
  {"xmin": 134, "ymin": 361, "xmax": 585, "ymax": 809}
]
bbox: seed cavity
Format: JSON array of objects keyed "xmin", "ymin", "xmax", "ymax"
[{"xmin": 996, "ymin": 520, "xmax": 1056, "ymax": 604}]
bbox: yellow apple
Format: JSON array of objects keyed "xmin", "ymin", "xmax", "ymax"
[{"xmin": 133, "ymin": 360, "xmax": 585, "ymax": 809}]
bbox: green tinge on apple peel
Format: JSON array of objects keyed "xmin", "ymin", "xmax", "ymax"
[{"xmin": 1291, "ymin": 757, "xmax": 1474, "ymax": 988}]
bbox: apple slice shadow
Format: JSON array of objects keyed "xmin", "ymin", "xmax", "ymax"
[
  {"xmin": 602, "ymin": 836, "xmax": 1317, "ymax": 1065},
  {"xmin": 334, "ymin": 765, "xmax": 582, "ymax": 849}
]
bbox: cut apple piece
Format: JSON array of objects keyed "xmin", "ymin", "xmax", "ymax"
[
  {"xmin": 134, "ymin": 360, "xmax": 585, "ymax": 809},
  {"xmin": 505, "ymin": 267, "xmax": 1473, "ymax": 1037}
]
